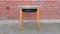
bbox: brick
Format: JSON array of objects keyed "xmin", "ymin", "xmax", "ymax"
[
  {"xmin": 55, "ymin": 0, "xmax": 60, "ymax": 1},
  {"xmin": 30, "ymin": 1, "xmax": 39, "ymax": 6},
  {"xmin": 22, "ymin": 0, "xmax": 30, "ymax": 1},
  {"xmin": 20, "ymin": 1, "xmax": 30, "ymax": 6},
  {"xmin": 40, "ymin": 0, "xmax": 47, "ymax": 1},
  {"xmin": 31, "ymin": 0, "xmax": 40, "ymax": 1},
  {"xmin": 47, "ymin": 0, "xmax": 56, "ymax": 1},
  {"xmin": 40, "ymin": 0, "xmax": 55, "ymax": 1},
  {"xmin": 5, "ymin": 0, "xmax": 14, "ymax": 1},
  {"xmin": 5, "ymin": 0, "xmax": 21, "ymax": 1},
  {"xmin": 0, "ymin": 0, "xmax": 5, "ymax": 1}
]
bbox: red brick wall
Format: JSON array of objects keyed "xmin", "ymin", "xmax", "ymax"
[
  {"xmin": 0, "ymin": 1, "xmax": 60, "ymax": 20},
  {"xmin": 0, "ymin": 0, "xmax": 56, "ymax": 1}
]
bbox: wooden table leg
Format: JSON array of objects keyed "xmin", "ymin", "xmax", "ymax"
[
  {"xmin": 19, "ymin": 8, "xmax": 23, "ymax": 31},
  {"xmin": 36, "ymin": 8, "xmax": 40, "ymax": 32}
]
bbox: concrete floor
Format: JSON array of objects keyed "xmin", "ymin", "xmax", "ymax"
[{"xmin": 0, "ymin": 20, "xmax": 60, "ymax": 34}]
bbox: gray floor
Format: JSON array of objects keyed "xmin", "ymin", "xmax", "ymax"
[{"xmin": 0, "ymin": 20, "xmax": 60, "ymax": 34}]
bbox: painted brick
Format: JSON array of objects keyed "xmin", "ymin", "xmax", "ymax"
[
  {"xmin": 0, "ymin": 0, "xmax": 57, "ymax": 1},
  {"xmin": 3, "ymin": 0, "xmax": 21, "ymax": 1},
  {"xmin": 31, "ymin": 0, "xmax": 40, "ymax": 1},
  {"xmin": 56, "ymin": 0, "xmax": 60, "ymax": 1},
  {"xmin": 22, "ymin": 0, "xmax": 30, "ymax": 1},
  {"xmin": 0, "ymin": 1, "xmax": 60, "ymax": 20}
]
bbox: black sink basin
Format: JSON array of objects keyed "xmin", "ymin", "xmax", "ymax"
[{"xmin": 22, "ymin": 9, "xmax": 37, "ymax": 12}]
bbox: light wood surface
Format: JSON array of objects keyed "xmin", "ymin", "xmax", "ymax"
[{"xmin": 19, "ymin": 7, "xmax": 40, "ymax": 32}]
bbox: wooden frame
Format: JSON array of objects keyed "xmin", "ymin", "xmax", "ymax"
[{"xmin": 19, "ymin": 7, "xmax": 40, "ymax": 32}]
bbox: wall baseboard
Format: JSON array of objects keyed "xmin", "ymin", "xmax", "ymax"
[{"xmin": 0, "ymin": 20, "xmax": 60, "ymax": 24}]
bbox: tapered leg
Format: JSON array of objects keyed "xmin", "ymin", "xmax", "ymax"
[
  {"xmin": 19, "ymin": 8, "xmax": 23, "ymax": 31},
  {"xmin": 36, "ymin": 8, "xmax": 40, "ymax": 32},
  {"xmin": 35, "ymin": 12, "xmax": 37, "ymax": 23}
]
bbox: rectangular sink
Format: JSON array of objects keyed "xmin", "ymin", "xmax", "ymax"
[
  {"xmin": 22, "ymin": 9, "xmax": 37, "ymax": 12},
  {"xmin": 18, "ymin": 6, "xmax": 39, "ymax": 12}
]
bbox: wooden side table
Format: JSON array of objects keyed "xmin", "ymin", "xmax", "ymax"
[{"xmin": 18, "ymin": 6, "xmax": 40, "ymax": 32}]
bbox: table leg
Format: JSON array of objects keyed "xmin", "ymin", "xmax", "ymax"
[
  {"xmin": 19, "ymin": 9, "xmax": 23, "ymax": 31},
  {"xmin": 36, "ymin": 9, "xmax": 40, "ymax": 32}
]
